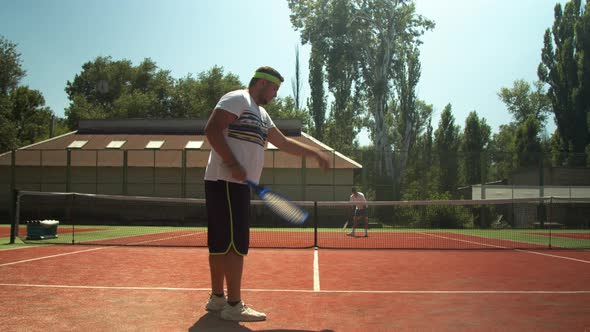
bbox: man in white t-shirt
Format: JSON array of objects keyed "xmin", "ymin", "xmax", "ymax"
[
  {"xmin": 348, "ymin": 187, "xmax": 369, "ymax": 237},
  {"xmin": 203, "ymin": 66, "xmax": 330, "ymax": 322}
]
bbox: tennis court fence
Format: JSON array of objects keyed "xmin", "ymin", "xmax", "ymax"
[{"xmin": 8, "ymin": 190, "xmax": 590, "ymax": 249}]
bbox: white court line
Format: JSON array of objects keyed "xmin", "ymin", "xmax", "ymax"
[
  {"xmin": 514, "ymin": 249, "xmax": 590, "ymax": 264},
  {"xmin": 418, "ymin": 232, "xmax": 507, "ymax": 249},
  {"xmin": 419, "ymin": 232, "xmax": 590, "ymax": 263},
  {"xmin": 121, "ymin": 230, "xmax": 205, "ymax": 245},
  {"xmin": 0, "ymin": 283, "xmax": 588, "ymax": 294},
  {"xmin": 313, "ymin": 248, "xmax": 320, "ymax": 292},
  {"xmin": 0, "ymin": 247, "xmax": 107, "ymax": 267},
  {"xmin": 0, "ymin": 230, "xmax": 209, "ymax": 267}
]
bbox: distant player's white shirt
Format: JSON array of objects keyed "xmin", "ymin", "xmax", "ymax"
[
  {"xmin": 350, "ymin": 192, "xmax": 367, "ymax": 210},
  {"xmin": 204, "ymin": 90, "xmax": 275, "ymax": 184}
]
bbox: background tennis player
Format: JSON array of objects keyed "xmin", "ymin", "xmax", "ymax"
[{"xmin": 348, "ymin": 187, "xmax": 369, "ymax": 237}]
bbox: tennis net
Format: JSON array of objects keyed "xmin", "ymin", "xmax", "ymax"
[{"xmin": 9, "ymin": 190, "xmax": 590, "ymax": 249}]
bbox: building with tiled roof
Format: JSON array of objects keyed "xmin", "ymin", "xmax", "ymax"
[{"xmin": 0, "ymin": 119, "xmax": 362, "ymax": 221}]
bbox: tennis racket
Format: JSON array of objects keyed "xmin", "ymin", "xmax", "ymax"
[
  {"xmin": 343, "ymin": 206, "xmax": 354, "ymax": 231},
  {"xmin": 245, "ymin": 180, "xmax": 308, "ymax": 225}
]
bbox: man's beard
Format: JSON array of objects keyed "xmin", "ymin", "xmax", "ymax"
[{"xmin": 258, "ymin": 93, "xmax": 269, "ymax": 105}]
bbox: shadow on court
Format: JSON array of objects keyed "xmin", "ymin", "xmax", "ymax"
[{"xmin": 188, "ymin": 312, "xmax": 335, "ymax": 332}]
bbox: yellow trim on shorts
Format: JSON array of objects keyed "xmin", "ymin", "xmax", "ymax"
[{"xmin": 209, "ymin": 181, "xmax": 246, "ymax": 256}]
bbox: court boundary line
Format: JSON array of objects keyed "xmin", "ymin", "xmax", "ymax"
[
  {"xmin": 514, "ymin": 249, "xmax": 590, "ymax": 264},
  {"xmin": 87, "ymin": 230, "xmax": 206, "ymax": 246},
  {"xmin": 2, "ymin": 244, "xmax": 589, "ymax": 269},
  {"xmin": 420, "ymin": 232, "xmax": 590, "ymax": 263},
  {"xmin": 313, "ymin": 247, "xmax": 320, "ymax": 291},
  {"xmin": 0, "ymin": 247, "xmax": 108, "ymax": 267},
  {"xmin": 0, "ymin": 283, "xmax": 588, "ymax": 294},
  {"xmin": 419, "ymin": 232, "xmax": 512, "ymax": 249},
  {"xmin": 0, "ymin": 230, "xmax": 210, "ymax": 267}
]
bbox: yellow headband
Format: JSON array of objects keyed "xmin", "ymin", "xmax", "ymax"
[{"xmin": 253, "ymin": 71, "xmax": 282, "ymax": 86}]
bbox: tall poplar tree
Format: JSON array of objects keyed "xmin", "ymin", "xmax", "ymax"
[
  {"xmin": 461, "ymin": 112, "xmax": 491, "ymax": 185},
  {"xmin": 538, "ymin": 0, "xmax": 590, "ymax": 166},
  {"xmin": 434, "ymin": 104, "xmax": 461, "ymax": 194}
]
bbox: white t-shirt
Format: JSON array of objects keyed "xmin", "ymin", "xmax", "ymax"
[
  {"xmin": 204, "ymin": 90, "xmax": 275, "ymax": 184},
  {"xmin": 350, "ymin": 192, "xmax": 367, "ymax": 210}
]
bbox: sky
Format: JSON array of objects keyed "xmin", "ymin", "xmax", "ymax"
[{"xmin": 1, "ymin": 0, "xmax": 566, "ymax": 145}]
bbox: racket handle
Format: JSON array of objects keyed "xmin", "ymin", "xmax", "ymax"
[{"xmin": 244, "ymin": 180, "xmax": 263, "ymax": 195}]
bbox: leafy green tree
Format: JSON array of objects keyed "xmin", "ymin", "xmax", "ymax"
[
  {"xmin": 0, "ymin": 35, "xmax": 57, "ymax": 152},
  {"xmin": 498, "ymin": 80, "xmax": 551, "ymax": 127},
  {"xmin": 401, "ymin": 115, "xmax": 435, "ymax": 200},
  {"xmin": 0, "ymin": 36, "xmax": 26, "ymax": 95},
  {"xmin": 0, "ymin": 95, "xmax": 18, "ymax": 151},
  {"xmin": 0, "ymin": 36, "xmax": 25, "ymax": 151},
  {"xmin": 489, "ymin": 123, "xmax": 518, "ymax": 181},
  {"xmin": 538, "ymin": 0, "xmax": 590, "ymax": 166},
  {"xmin": 10, "ymin": 86, "xmax": 53, "ymax": 146},
  {"xmin": 355, "ymin": 0, "xmax": 433, "ymax": 180},
  {"xmin": 493, "ymin": 79, "xmax": 551, "ymax": 179},
  {"xmin": 170, "ymin": 66, "xmax": 242, "ymax": 119},
  {"xmin": 434, "ymin": 104, "xmax": 461, "ymax": 194},
  {"xmin": 289, "ymin": 0, "xmax": 433, "ymax": 201},
  {"xmin": 65, "ymin": 56, "xmax": 176, "ymax": 128},
  {"xmin": 461, "ymin": 112, "xmax": 491, "ymax": 185},
  {"xmin": 179, "ymin": 66, "xmax": 242, "ymax": 118},
  {"xmin": 289, "ymin": 0, "xmax": 362, "ymax": 153},
  {"xmin": 514, "ymin": 116, "xmax": 543, "ymax": 168},
  {"xmin": 65, "ymin": 58, "xmax": 243, "ymax": 128},
  {"xmin": 390, "ymin": 48, "xmax": 431, "ymax": 199},
  {"xmin": 265, "ymin": 95, "xmax": 312, "ymax": 132}
]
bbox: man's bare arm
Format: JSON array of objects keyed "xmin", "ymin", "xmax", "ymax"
[{"xmin": 267, "ymin": 127, "xmax": 331, "ymax": 171}]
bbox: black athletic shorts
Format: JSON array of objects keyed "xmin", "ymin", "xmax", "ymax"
[
  {"xmin": 205, "ymin": 180, "xmax": 251, "ymax": 255},
  {"xmin": 354, "ymin": 208, "xmax": 367, "ymax": 217}
]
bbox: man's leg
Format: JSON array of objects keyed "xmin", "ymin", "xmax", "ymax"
[
  {"xmin": 349, "ymin": 215, "xmax": 358, "ymax": 236},
  {"xmin": 224, "ymin": 249, "xmax": 244, "ymax": 303},
  {"xmin": 206, "ymin": 253, "xmax": 228, "ymax": 312},
  {"xmin": 209, "ymin": 254, "xmax": 225, "ymax": 296},
  {"xmin": 209, "ymin": 250, "xmax": 245, "ymax": 302},
  {"xmin": 218, "ymin": 249, "xmax": 266, "ymax": 322}
]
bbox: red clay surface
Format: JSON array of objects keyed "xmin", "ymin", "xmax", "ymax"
[
  {"xmin": 83, "ymin": 230, "xmax": 208, "ymax": 246},
  {"xmin": 0, "ymin": 246, "xmax": 588, "ymax": 331}
]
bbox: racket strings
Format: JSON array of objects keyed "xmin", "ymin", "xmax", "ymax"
[{"xmin": 263, "ymin": 192, "xmax": 307, "ymax": 224}]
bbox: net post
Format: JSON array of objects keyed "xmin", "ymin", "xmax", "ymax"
[
  {"xmin": 66, "ymin": 149, "xmax": 71, "ymax": 192},
  {"xmin": 480, "ymin": 154, "xmax": 487, "ymax": 229},
  {"xmin": 68, "ymin": 192, "xmax": 75, "ymax": 244},
  {"xmin": 301, "ymin": 155, "xmax": 306, "ymax": 201},
  {"xmin": 181, "ymin": 149, "xmax": 187, "ymax": 198},
  {"xmin": 313, "ymin": 201, "xmax": 318, "ymax": 248},
  {"xmin": 123, "ymin": 150, "xmax": 128, "ymax": 195},
  {"xmin": 9, "ymin": 189, "xmax": 19, "ymax": 244},
  {"xmin": 548, "ymin": 196, "xmax": 552, "ymax": 249}
]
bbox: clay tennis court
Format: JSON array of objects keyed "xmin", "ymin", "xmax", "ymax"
[{"xmin": 0, "ymin": 243, "xmax": 589, "ymax": 331}]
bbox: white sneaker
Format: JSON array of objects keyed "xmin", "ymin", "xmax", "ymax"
[
  {"xmin": 220, "ymin": 301, "xmax": 266, "ymax": 322},
  {"xmin": 205, "ymin": 294, "xmax": 226, "ymax": 311}
]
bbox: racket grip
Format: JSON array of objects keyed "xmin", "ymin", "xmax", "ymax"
[{"xmin": 244, "ymin": 180, "xmax": 263, "ymax": 195}]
